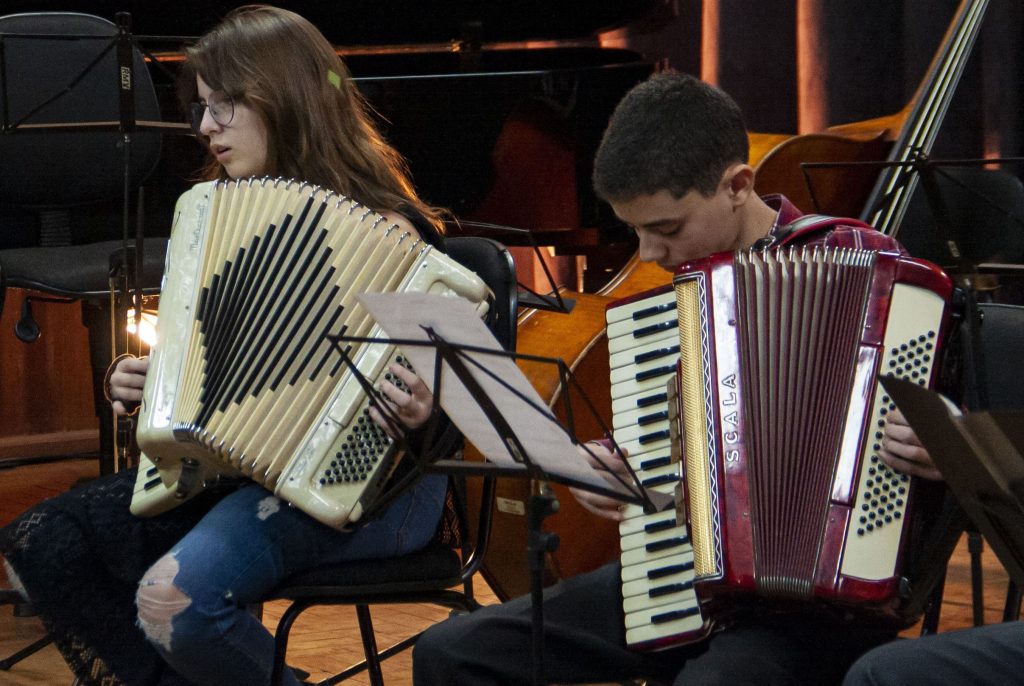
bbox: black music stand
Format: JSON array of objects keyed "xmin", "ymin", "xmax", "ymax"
[
  {"xmin": 802, "ymin": 155, "xmax": 1024, "ymax": 403},
  {"xmin": 446, "ymin": 219, "xmax": 578, "ymax": 314},
  {"xmin": 0, "ymin": 11, "xmax": 192, "ymax": 471},
  {"xmin": 880, "ymin": 376, "xmax": 1024, "ymax": 589},
  {"xmin": 330, "ymin": 292, "xmax": 664, "ymax": 686}
]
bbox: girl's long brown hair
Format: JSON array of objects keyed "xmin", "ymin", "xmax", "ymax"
[{"xmin": 178, "ymin": 4, "xmax": 442, "ymax": 232}]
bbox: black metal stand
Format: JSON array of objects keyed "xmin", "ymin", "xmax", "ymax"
[
  {"xmin": 0, "ymin": 590, "xmax": 53, "ymax": 672},
  {"xmin": 0, "ymin": 635, "xmax": 53, "ymax": 671},
  {"xmin": 881, "ymin": 377, "xmax": 1024, "ymax": 614},
  {"xmin": 527, "ymin": 491, "xmax": 560, "ymax": 686},
  {"xmin": 420, "ymin": 459, "xmax": 587, "ymax": 686},
  {"xmin": 441, "ymin": 219, "xmax": 576, "ymax": 314},
  {"xmin": 329, "ymin": 322, "xmax": 652, "ymax": 686},
  {"xmin": 0, "ymin": 13, "xmax": 191, "ymax": 473}
]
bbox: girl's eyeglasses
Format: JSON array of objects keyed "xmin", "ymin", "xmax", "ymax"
[{"xmin": 188, "ymin": 93, "xmax": 234, "ymax": 134}]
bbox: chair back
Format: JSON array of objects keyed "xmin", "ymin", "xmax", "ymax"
[
  {"xmin": 0, "ymin": 12, "xmax": 162, "ymax": 209},
  {"xmin": 968, "ymin": 302, "xmax": 1024, "ymax": 411},
  {"xmin": 444, "ymin": 236, "xmax": 519, "ymax": 352},
  {"xmin": 436, "ymin": 236, "xmax": 517, "ymax": 577}
]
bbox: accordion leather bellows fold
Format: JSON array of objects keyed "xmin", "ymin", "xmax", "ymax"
[
  {"xmin": 132, "ymin": 178, "xmax": 489, "ymax": 529},
  {"xmin": 607, "ymin": 247, "xmax": 953, "ymax": 651}
]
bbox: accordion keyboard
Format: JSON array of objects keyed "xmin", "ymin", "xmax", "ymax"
[{"xmin": 607, "ymin": 287, "xmax": 707, "ymax": 650}]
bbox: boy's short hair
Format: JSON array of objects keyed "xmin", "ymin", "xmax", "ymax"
[{"xmin": 593, "ymin": 73, "xmax": 749, "ymax": 202}]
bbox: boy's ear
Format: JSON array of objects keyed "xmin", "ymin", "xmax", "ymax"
[{"xmin": 724, "ymin": 163, "xmax": 756, "ymax": 207}]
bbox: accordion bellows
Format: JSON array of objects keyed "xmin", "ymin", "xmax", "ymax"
[{"xmin": 132, "ymin": 178, "xmax": 489, "ymax": 528}]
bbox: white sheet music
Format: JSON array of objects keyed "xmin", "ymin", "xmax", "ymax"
[{"xmin": 358, "ymin": 291, "xmax": 647, "ymax": 501}]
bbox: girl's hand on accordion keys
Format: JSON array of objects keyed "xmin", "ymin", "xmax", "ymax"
[
  {"xmin": 369, "ymin": 363, "xmax": 434, "ymax": 439},
  {"xmin": 569, "ymin": 439, "xmax": 632, "ymax": 521},
  {"xmin": 107, "ymin": 355, "xmax": 149, "ymax": 416},
  {"xmin": 879, "ymin": 408, "xmax": 943, "ymax": 481}
]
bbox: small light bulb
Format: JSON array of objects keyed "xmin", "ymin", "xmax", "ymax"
[{"xmin": 127, "ymin": 309, "xmax": 159, "ymax": 347}]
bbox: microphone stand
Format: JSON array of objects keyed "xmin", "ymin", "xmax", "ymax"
[
  {"xmin": 0, "ymin": 13, "xmax": 192, "ymax": 472},
  {"xmin": 113, "ymin": 11, "xmax": 141, "ymax": 472}
]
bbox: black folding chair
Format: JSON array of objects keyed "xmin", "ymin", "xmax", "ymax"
[{"xmin": 266, "ymin": 237, "xmax": 518, "ymax": 686}]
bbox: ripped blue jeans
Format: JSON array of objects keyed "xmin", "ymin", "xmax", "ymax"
[{"xmin": 135, "ymin": 473, "xmax": 447, "ymax": 686}]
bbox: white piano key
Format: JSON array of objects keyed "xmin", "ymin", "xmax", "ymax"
[
  {"xmin": 607, "ymin": 315, "xmax": 678, "ymax": 344},
  {"xmin": 613, "ymin": 402, "xmax": 672, "ymax": 432},
  {"xmin": 610, "ymin": 355, "xmax": 678, "ymax": 385},
  {"xmin": 613, "ymin": 420, "xmax": 672, "ymax": 449},
  {"xmin": 621, "ymin": 523, "xmax": 691, "ymax": 553},
  {"xmin": 621, "ymin": 548, "xmax": 695, "ymax": 583},
  {"xmin": 621, "ymin": 542, "xmax": 678, "ymax": 567},
  {"xmin": 610, "ymin": 370, "xmax": 677, "ymax": 401},
  {"xmin": 614, "ymin": 433, "xmax": 672, "ymax": 458},
  {"xmin": 606, "ymin": 290, "xmax": 675, "ymax": 325},
  {"xmin": 623, "ymin": 567, "xmax": 697, "ymax": 607},
  {"xmin": 624, "ymin": 607, "xmax": 707, "ymax": 648},
  {"xmin": 618, "ymin": 509, "xmax": 678, "ymax": 537},
  {"xmin": 612, "ymin": 387, "xmax": 673, "ymax": 418},
  {"xmin": 609, "ymin": 335, "xmax": 680, "ymax": 371}
]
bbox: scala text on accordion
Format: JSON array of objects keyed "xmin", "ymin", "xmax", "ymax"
[
  {"xmin": 131, "ymin": 178, "xmax": 490, "ymax": 529},
  {"xmin": 608, "ymin": 246, "xmax": 952, "ymax": 651}
]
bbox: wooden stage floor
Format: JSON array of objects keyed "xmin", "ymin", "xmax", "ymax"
[{"xmin": 0, "ymin": 457, "xmax": 1017, "ymax": 686}]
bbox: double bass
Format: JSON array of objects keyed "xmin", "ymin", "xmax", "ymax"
[
  {"xmin": 753, "ymin": 0, "xmax": 990, "ymax": 230},
  {"xmin": 475, "ymin": 0, "xmax": 989, "ymax": 601}
]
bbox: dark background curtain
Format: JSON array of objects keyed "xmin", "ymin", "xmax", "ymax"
[{"xmin": 609, "ymin": 0, "xmax": 1022, "ymax": 173}]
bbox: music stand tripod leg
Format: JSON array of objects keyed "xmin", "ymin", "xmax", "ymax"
[
  {"xmin": 0, "ymin": 634, "xmax": 54, "ymax": 671},
  {"xmin": 0, "ymin": 591, "xmax": 55, "ymax": 670},
  {"xmin": 528, "ymin": 491, "xmax": 560, "ymax": 686}
]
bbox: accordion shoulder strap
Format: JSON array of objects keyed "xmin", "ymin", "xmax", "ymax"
[{"xmin": 774, "ymin": 213, "xmax": 876, "ymax": 247}]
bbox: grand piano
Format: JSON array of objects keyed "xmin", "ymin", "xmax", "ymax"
[
  {"xmin": 3, "ymin": 0, "xmax": 661, "ymax": 259},
  {"xmin": 0, "ymin": 1, "xmax": 662, "ymax": 494}
]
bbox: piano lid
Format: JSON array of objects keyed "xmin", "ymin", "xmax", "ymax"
[
  {"xmin": 0, "ymin": 1, "xmax": 665, "ymax": 45},
  {"xmin": 1, "ymin": 0, "xmax": 659, "ymax": 278}
]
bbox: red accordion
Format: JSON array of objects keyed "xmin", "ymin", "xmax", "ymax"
[{"xmin": 608, "ymin": 247, "xmax": 952, "ymax": 651}]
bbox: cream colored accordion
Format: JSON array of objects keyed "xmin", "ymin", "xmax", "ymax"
[
  {"xmin": 608, "ymin": 247, "xmax": 952, "ymax": 651},
  {"xmin": 132, "ymin": 178, "xmax": 490, "ymax": 529}
]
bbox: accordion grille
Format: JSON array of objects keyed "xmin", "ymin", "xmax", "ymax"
[{"xmin": 675, "ymin": 276, "xmax": 718, "ymax": 578}]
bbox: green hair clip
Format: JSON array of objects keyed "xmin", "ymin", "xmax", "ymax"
[{"xmin": 327, "ymin": 69, "xmax": 342, "ymax": 90}]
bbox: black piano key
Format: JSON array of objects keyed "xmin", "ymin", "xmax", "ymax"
[
  {"xmin": 645, "ymin": 536, "xmax": 690, "ymax": 553},
  {"xmin": 633, "ymin": 320, "xmax": 675, "ymax": 339},
  {"xmin": 642, "ymin": 474, "xmax": 679, "ymax": 488},
  {"xmin": 631, "ymin": 301, "xmax": 674, "ymax": 321},
  {"xmin": 639, "ymin": 429, "xmax": 671, "ymax": 445},
  {"xmin": 639, "ymin": 456, "xmax": 671, "ymax": 470},
  {"xmin": 638, "ymin": 410, "xmax": 669, "ymax": 426},
  {"xmin": 649, "ymin": 580, "xmax": 694, "ymax": 598},
  {"xmin": 643, "ymin": 517, "xmax": 677, "ymax": 534},
  {"xmin": 634, "ymin": 345, "xmax": 680, "ymax": 365},
  {"xmin": 647, "ymin": 561, "xmax": 695, "ymax": 580},
  {"xmin": 637, "ymin": 393, "xmax": 668, "ymax": 408},
  {"xmin": 636, "ymin": 364, "xmax": 676, "ymax": 383},
  {"xmin": 651, "ymin": 606, "xmax": 701, "ymax": 624}
]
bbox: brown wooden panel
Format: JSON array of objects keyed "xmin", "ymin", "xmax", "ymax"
[{"xmin": 0, "ymin": 289, "xmax": 99, "ymax": 451}]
